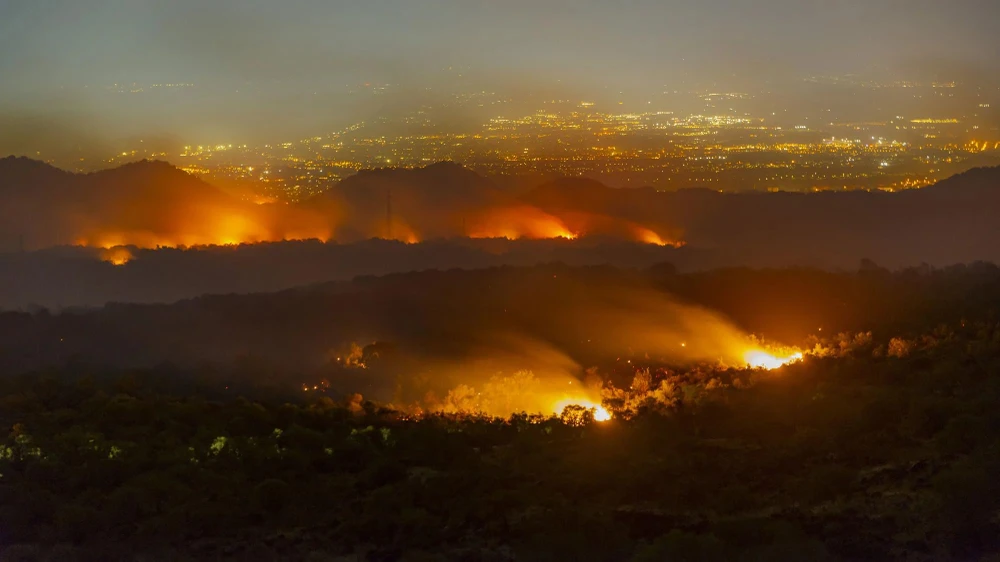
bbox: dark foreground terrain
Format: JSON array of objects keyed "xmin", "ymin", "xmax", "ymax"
[
  {"xmin": 3, "ymin": 325, "xmax": 1000, "ymax": 561},
  {"xmin": 2, "ymin": 264, "xmax": 1000, "ymax": 560}
]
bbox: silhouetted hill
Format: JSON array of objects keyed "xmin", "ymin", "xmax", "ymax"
[
  {"xmin": 921, "ymin": 164, "xmax": 1000, "ymax": 195},
  {"xmin": 523, "ymin": 177, "xmax": 623, "ymax": 208},
  {"xmin": 521, "ymin": 178, "xmax": 680, "ymax": 242},
  {"xmin": 322, "ymin": 161, "xmax": 498, "ymax": 203},
  {"xmin": 0, "ymin": 158, "xmax": 327, "ymax": 250},
  {"xmin": 521, "ymin": 165, "xmax": 1000, "ymax": 268},
  {"xmin": 0, "ymin": 157, "xmax": 230, "ymax": 204},
  {"xmin": 83, "ymin": 159, "xmax": 233, "ymax": 203},
  {"xmin": 0, "ymin": 155, "xmax": 72, "ymax": 191},
  {"xmin": 309, "ymin": 161, "xmax": 512, "ymax": 240},
  {"xmin": 3, "ymin": 158, "xmax": 1000, "ymax": 307},
  {"xmin": 0, "ymin": 157, "xmax": 84, "ymax": 250}
]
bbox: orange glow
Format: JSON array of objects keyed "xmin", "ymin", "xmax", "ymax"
[
  {"xmin": 73, "ymin": 199, "xmax": 688, "ymax": 250},
  {"xmin": 100, "ymin": 246, "xmax": 134, "ymax": 266},
  {"xmin": 552, "ymin": 397, "xmax": 611, "ymax": 421},
  {"xmin": 546, "ymin": 210, "xmax": 685, "ymax": 246},
  {"xmin": 744, "ymin": 349, "xmax": 804, "ymax": 370},
  {"xmin": 623, "ymin": 223, "xmax": 684, "ymax": 247},
  {"xmin": 213, "ymin": 214, "xmax": 265, "ymax": 246},
  {"xmin": 76, "ymin": 210, "xmax": 333, "ymax": 250},
  {"xmin": 467, "ymin": 205, "xmax": 577, "ymax": 240},
  {"xmin": 385, "ymin": 220, "xmax": 421, "ymax": 244},
  {"xmin": 634, "ymin": 226, "xmax": 668, "ymax": 246},
  {"xmin": 78, "ymin": 230, "xmax": 331, "ymax": 250},
  {"xmin": 68, "ymin": 173, "xmax": 338, "ymax": 252}
]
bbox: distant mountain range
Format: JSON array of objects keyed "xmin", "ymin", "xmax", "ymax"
[
  {"xmin": 310, "ymin": 161, "xmax": 519, "ymax": 241},
  {"xmin": 312, "ymin": 160, "xmax": 1000, "ymax": 268},
  {"xmin": 2, "ymin": 155, "xmax": 1000, "ymax": 271}
]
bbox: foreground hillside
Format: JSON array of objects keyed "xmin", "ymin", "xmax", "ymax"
[
  {"xmin": 4, "ymin": 261, "xmax": 1000, "ymax": 377},
  {"xmin": 2, "ymin": 312, "xmax": 1000, "ymax": 561},
  {"xmin": 3, "ymin": 264, "xmax": 1000, "ymax": 559}
]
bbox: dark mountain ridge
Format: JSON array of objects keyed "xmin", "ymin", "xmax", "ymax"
[{"xmin": 2, "ymin": 157, "xmax": 1000, "ymax": 308}]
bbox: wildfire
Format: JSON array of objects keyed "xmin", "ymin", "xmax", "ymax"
[
  {"xmin": 550, "ymin": 211, "xmax": 685, "ymax": 246},
  {"xmin": 72, "ymin": 206, "xmax": 692, "ymax": 250},
  {"xmin": 387, "ymin": 222, "xmax": 421, "ymax": 244},
  {"xmin": 552, "ymin": 398, "xmax": 612, "ymax": 422},
  {"xmin": 214, "ymin": 214, "xmax": 264, "ymax": 245},
  {"xmin": 635, "ymin": 227, "xmax": 670, "ymax": 246},
  {"xmin": 592, "ymin": 404, "xmax": 612, "ymax": 422},
  {"xmin": 100, "ymin": 246, "xmax": 134, "ymax": 266},
  {"xmin": 467, "ymin": 205, "xmax": 577, "ymax": 240},
  {"xmin": 78, "ymin": 226, "xmax": 332, "ymax": 250},
  {"xmin": 744, "ymin": 349, "xmax": 804, "ymax": 370}
]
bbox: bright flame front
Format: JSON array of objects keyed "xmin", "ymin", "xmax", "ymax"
[
  {"xmin": 744, "ymin": 350, "xmax": 804, "ymax": 370},
  {"xmin": 466, "ymin": 205, "xmax": 578, "ymax": 241},
  {"xmin": 101, "ymin": 246, "xmax": 134, "ymax": 266},
  {"xmin": 552, "ymin": 398, "xmax": 611, "ymax": 422}
]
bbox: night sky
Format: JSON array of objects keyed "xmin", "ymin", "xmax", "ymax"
[{"xmin": 1, "ymin": 0, "xmax": 998, "ymax": 149}]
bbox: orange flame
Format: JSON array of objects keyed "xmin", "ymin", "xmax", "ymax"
[
  {"xmin": 744, "ymin": 349, "xmax": 804, "ymax": 370},
  {"xmin": 100, "ymin": 246, "xmax": 134, "ymax": 266},
  {"xmin": 552, "ymin": 398, "xmax": 611, "ymax": 421},
  {"xmin": 76, "ymin": 210, "xmax": 332, "ymax": 250},
  {"xmin": 467, "ymin": 205, "xmax": 577, "ymax": 240},
  {"xmin": 386, "ymin": 220, "xmax": 421, "ymax": 244},
  {"xmin": 634, "ymin": 226, "xmax": 668, "ymax": 246}
]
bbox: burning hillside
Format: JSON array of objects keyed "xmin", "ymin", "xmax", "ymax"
[
  {"xmin": 744, "ymin": 349, "xmax": 805, "ymax": 370},
  {"xmin": 8, "ymin": 158, "xmax": 1000, "ymax": 272},
  {"xmin": 0, "ymin": 158, "xmax": 336, "ymax": 251},
  {"xmin": 465, "ymin": 205, "xmax": 577, "ymax": 240},
  {"xmin": 0, "ymin": 159, "xmax": 685, "ymax": 252},
  {"xmin": 426, "ymin": 336, "xmax": 806, "ymax": 420},
  {"xmin": 289, "ymin": 267, "xmax": 808, "ymax": 420},
  {"xmin": 318, "ymin": 332, "xmax": 806, "ymax": 421}
]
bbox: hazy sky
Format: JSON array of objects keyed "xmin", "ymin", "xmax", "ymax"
[{"xmin": 1, "ymin": 0, "xmax": 998, "ymax": 150}]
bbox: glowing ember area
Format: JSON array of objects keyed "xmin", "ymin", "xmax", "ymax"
[
  {"xmin": 71, "ymin": 206, "xmax": 683, "ymax": 251},
  {"xmin": 624, "ymin": 223, "xmax": 685, "ymax": 247},
  {"xmin": 467, "ymin": 206, "xmax": 577, "ymax": 240},
  {"xmin": 70, "ymin": 189, "xmax": 336, "ymax": 250},
  {"xmin": 100, "ymin": 246, "xmax": 134, "ymax": 266},
  {"xmin": 77, "ymin": 225, "xmax": 332, "ymax": 250},
  {"xmin": 592, "ymin": 404, "xmax": 612, "ymax": 422},
  {"xmin": 553, "ymin": 398, "xmax": 612, "ymax": 422},
  {"xmin": 546, "ymin": 211, "xmax": 685, "ymax": 247},
  {"xmin": 386, "ymin": 221, "xmax": 421, "ymax": 244},
  {"xmin": 635, "ymin": 227, "xmax": 670, "ymax": 246},
  {"xmin": 744, "ymin": 349, "xmax": 804, "ymax": 370}
]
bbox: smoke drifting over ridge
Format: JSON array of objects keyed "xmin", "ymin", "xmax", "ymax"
[
  {"xmin": 299, "ymin": 268, "xmax": 798, "ymax": 417},
  {"xmin": 0, "ymin": 262, "xmax": 782, "ymax": 418}
]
